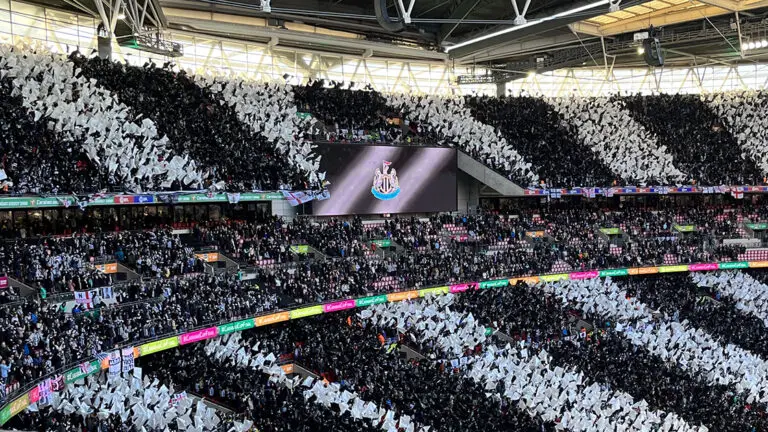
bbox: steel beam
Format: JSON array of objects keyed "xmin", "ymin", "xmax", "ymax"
[
  {"xmin": 568, "ymin": 21, "xmax": 603, "ymax": 36},
  {"xmin": 446, "ymin": 0, "xmax": 644, "ymax": 59},
  {"xmin": 164, "ymin": 12, "xmax": 449, "ymax": 61},
  {"xmin": 571, "ymin": 0, "xmax": 768, "ymax": 37},
  {"xmin": 438, "ymin": 0, "xmax": 483, "ymax": 41},
  {"xmin": 696, "ymin": 0, "xmax": 739, "ymax": 10},
  {"xmin": 591, "ymin": 4, "xmax": 730, "ymax": 36},
  {"xmin": 454, "ymin": 31, "xmax": 586, "ymax": 63}
]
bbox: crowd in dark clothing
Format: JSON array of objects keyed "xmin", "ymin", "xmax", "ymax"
[
  {"xmin": 0, "ymin": 200, "xmax": 766, "ymax": 422},
  {"xmin": 3, "ymin": 44, "xmax": 768, "ymax": 195}
]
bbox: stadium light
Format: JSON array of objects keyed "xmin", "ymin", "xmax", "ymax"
[{"xmin": 444, "ymin": 0, "xmax": 611, "ymax": 52}]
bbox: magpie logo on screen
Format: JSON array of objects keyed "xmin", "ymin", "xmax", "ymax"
[{"xmin": 371, "ymin": 161, "xmax": 401, "ymax": 200}]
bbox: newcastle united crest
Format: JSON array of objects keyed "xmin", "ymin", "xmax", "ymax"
[{"xmin": 371, "ymin": 161, "xmax": 401, "ymax": 200}]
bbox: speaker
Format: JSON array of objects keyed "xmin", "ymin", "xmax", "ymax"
[
  {"xmin": 97, "ymin": 35, "xmax": 112, "ymax": 60},
  {"xmin": 643, "ymin": 37, "xmax": 664, "ymax": 67}
]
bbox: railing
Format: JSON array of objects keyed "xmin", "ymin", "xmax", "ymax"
[{"xmin": 1, "ymin": 258, "xmax": 767, "ymax": 425}]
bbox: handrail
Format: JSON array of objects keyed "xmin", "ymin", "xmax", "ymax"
[{"xmin": 0, "ymin": 258, "xmax": 766, "ymax": 425}]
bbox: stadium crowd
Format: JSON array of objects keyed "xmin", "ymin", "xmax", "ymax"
[
  {"xmin": 2, "ymin": 44, "xmax": 768, "ymax": 194},
  {"xmin": 0, "ymin": 199, "xmax": 765, "ymax": 410},
  {"xmin": 10, "ymin": 268, "xmax": 768, "ymax": 431},
  {"xmin": 4, "ymin": 41, "xmax": 768, "ymax": 430}
]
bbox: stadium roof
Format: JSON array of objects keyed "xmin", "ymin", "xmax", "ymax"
[{"xmin": 31, "ymin": 0, "xmax": 768, "ymax": 75}]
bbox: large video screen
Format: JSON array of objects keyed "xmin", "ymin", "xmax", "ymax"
[{"xmin": 313, "ymin": 144, "xmax": 457, "ymax": 216}]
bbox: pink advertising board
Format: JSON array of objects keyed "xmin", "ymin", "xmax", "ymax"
[{"xmin": 179, "ymin": 327, "xmax": 218, "ymax": 345}]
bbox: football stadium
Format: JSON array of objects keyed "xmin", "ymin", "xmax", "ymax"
[{"xmin": 2, "ymin": 0, "xmax": 768, "ymax": 429}]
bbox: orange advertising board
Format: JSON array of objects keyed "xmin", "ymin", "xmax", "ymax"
[
  {"xmin": 387, "ymin": 290, "xmax": 419, "ymax": 302},
  {"xmin": 255, "ymin": 311, "xmax": 290, "ymax": 327}
]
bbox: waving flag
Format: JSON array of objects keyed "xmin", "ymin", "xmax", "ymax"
[{"xmin": 281, "ymin": 190, "xmax": 314, "ymax": 207}]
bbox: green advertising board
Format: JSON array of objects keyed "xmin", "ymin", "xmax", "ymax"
[
  {"xmin": 599, "ymin": 228, "xmax": 621, "ymax": 235},
  {"xmin": 599, "ymin": 268, "xmax": 629, "ymax": 277},
  {"xmin": 674, "ymin": 224, "xmax": 696, "ymax": 233},
  {"xmin": 747, "ymin": 223, "xmax": 768, "ymax": 230},
  {"xmin": 218, "ymin": 318, "xmax": 256, "ymax": 335},
  {"xmin": 290, "ymin": 245, "xmax": 310, "ymax": 254},
  {"xmin": 0, "ymin": 405, "xmax": 11, "ymax": 426},
  {"xmin": 355, "ymin": 295, "xmax": 388, "ymax": 307},
  {"xmin": 718, "ymin": 261, "xmax": 749, "ymax": 270},
  {"xmin": 64, "ymin": 360, "xmax": 100, "ymax": 384},
  {"xmin": 479, "ymin": 279, "xmax": 509, "ymax": 289},
  {"xmin": 139, "ymin": 337, "xmax": 180, "ymax": 356},
  {"xmin": 371, "ymin": 239, "xmax": 392, "ymax": 247}
]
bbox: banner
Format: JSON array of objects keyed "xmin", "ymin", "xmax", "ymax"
[
  {"xmin": 658, "ymin": 265, "xmax": 689, "ymax": 273},
  {"xmin": 0, "ymin": 276, "xmax": 7, "ymax": 289},
  {"xmin": 108, "ymin": 351, "xmax": 121, "ymax": 376},
  {"xmin": 718, "ymin": 261, "xmax": 749, "ymax": 270},
  {"xmin": 508, "ymin": 276, "xmax": 540, "ymax": 285},
  {"xmin": 525, "ymin": 231, "xmax": 545, "ymax": 238},
  {"xmin": 628, "ymin": 267, "xmax": 659, "ymax": 275},
  {"xmin": 74, "ymin": 289, "xmax": 100, "ymax": 309},
  {"xmin": 194, "ymin": 253, "xmax": 219, "ymax": 263},
  {"xmin": 539, "ymin": 274, "xmax": 569, "ymax": 282},
  {"xmin": 673, "ymin": 224, "xmax": 696, "ymax": 233},
  {"xmin": 449, "ymin": 283, "xmax": 476, "ymax": 293},
  {"xmin": 49, "ymin": 375, "xmax": 64, "ymax": 392},
  {"xmin": 599, "ymin": 228, "xmax": 621, "ymax": 235},
  {"xmin": 289, "ymin": 245, "xmax": 310, "ymax": 254},
  {"xmin": 386, "ymin": 291, "xmax": 419, "ymax": 302},
  {"xmin": 7, "ymin": 395, "xmax": 28, "ymax": 418},
  {"xmin": 569, "ymin": 271, "xmax": 599, "ymax": 280},
  {"xmin": 218, "ymin": 319, "xmax": 256, "ymax": 335},
  {"xmin": 94, "ymin": 263, "xmax": 118, "ymax": 274},
  {"xmin": 226, "ymin": 193, "xmax": 241, "ymax": 204},
  {"xmin": 27, "ymin": 386, "xmax": 39, "ymax": 405},
  {"xmin": 64, "ymin": 360, "xmax": 100, "ymax": 384},
  {"xmin": 479, "ymin": 279, "xmax": 508, "ymax": 289},
  {"xmin": 0, "ymin": 405, "xmax": 11, "ymax": 426},
  {"xmin": 36, "ymin": 379, "xmax": 52, "ymax": 406},
  {"xmin": 179, "ymin": 328, "xmax": 218, "ymax": 345},
  {"xmin": 323, "ymin": 300, "xmax": 356, "ymax": 313},
  {"xmin": 689, "ymin": 263, "xmax": 718, "ymax": 271},
  {"xmin": 370, "ymin": 239, "xmax": 392, "ymax": 248},
  {"xmin": 255, "ymin": 312, "xmax": 290, "ymax": 327},
  {"xmin": 419, "ymin": 286, "xmax": 450, "ymax": 297},
  {"xmin": 355, "ymin": 295, "xmax": 388, "ymax": 307},
  {"xmin": 139, "ymin": 337, "xmax": 180, "ymax": 356},
  {"xmin": 122, "ymin": 347, "xmax": 135, "ymax": 373},
  {"xmin": 289, "ymin": 305, "xmax": 324, "ymax": 319},
  {"xmin": 746, "ymin": 223, "xmax": 768, "ymax": 230},
  {"xmin": 598, "ymin": 268, "xmax": 629, "ymax": 277}
]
